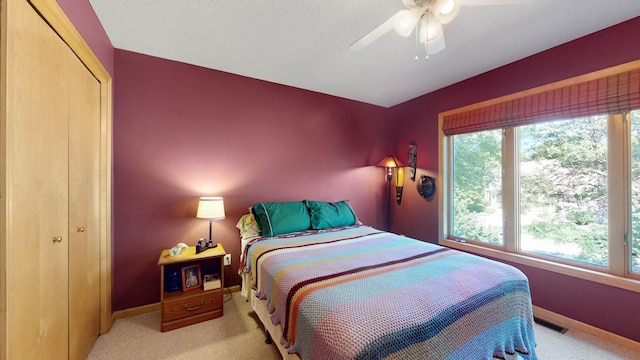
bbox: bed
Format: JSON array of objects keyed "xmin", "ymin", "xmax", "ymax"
[{"xmin": 238, "ymin": 200, "xmax": 537, "ymax": 360}]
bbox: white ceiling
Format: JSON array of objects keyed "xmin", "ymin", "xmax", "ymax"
[{"xmin": 89, "ymin": 0, "xmax": 640, "ymax": 108}]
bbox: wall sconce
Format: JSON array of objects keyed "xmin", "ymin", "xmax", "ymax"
[
  {"xmin": 377, "ymin": 155, "xmax": 404, "ymax": 182},
  {"xmin": 196, "ymin": 196, "xmax": 225, "ymax": 253},
  {"xmin": 377, "ymin": 155, "xmax": 404, "ymax": 230},
  {"xmin": 396, "ymin": 166, "xmax": 404, "ymax": 204}
]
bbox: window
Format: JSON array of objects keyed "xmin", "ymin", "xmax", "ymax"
[
  {"xmin": 519, "ymin": 116, "xmax": 608, "ymax": 268},
  {"xmin": 440, "ymin": 63, "xmax": 640, "ymax": 281},
  {"xmin": 630, "ymin": 110, "xmax": 640, "ymax": 274},
  {"xmin": 446, "ymin": 112, "xmax": 637, "ymax": 276},
  {"xmin": 452, "ymin": 130, "xmax": 503, "ymax": 246}
]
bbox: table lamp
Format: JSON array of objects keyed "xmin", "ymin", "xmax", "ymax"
[{"xmin": 196, "ymin": 197, "xmax": 225, "ymax": 252}]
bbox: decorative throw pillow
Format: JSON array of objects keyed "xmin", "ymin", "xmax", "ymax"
[
  {"xmin": 252, "ymin": 201, "xmax": 311, "ymax": 237},
  {"xmin": 304, "ymin": 200, "xmax": 357, "ymax": 230}
]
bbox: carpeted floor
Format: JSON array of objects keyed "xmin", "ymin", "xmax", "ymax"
[{"xmin": 88, "ymin": 292, "xmax": 640, "ymax": 359}]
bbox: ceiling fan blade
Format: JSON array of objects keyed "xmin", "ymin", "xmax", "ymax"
[
  {"xmin": 459, "ymin": 0, "xmax": 531, "ymax": 5},
  {"xmin": 349, "ymin": 12, "xmax": 399, "ymax": 51}
]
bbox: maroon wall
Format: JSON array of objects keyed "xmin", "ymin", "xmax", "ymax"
[
  {"xmin": 112, "ymin": 50, "xmax": 391, "ymax": 311},
  {"xmin": 388, "ymin": 17, "xmax": 640, "ymax": 342}
]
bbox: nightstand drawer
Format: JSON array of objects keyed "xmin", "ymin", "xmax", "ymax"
[{"xmin": 162, "ymin": 290, "xmax": 222, "ymax": 322}]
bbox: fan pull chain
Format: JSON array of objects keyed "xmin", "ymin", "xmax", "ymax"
[
  {"xmin": 424, "ymin": 17, "xmax": 429, "ymax": 61},
  {"xmin": 425, "ymin": 43, "xmax": 430, "ymax": 61},
  {"xmin": 414, "ymin": 23, "xmax": 419, "ymax": 61}
]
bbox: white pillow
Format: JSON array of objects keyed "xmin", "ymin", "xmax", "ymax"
[
  {"xmin": 236, "ymin": 212, "xmax": 260, "ymax": 241},
  {"xmin": 236, "ymin": 212, "xmax": 261, "ymax": 264}
]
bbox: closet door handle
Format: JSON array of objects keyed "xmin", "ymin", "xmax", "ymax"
[
  {"xmin": 52, "ymin": 236, "xmax": 63, "ymax": 243},
  {"xmin": 76, "ymin": 226, "xmax": 85, "ymax": 232}
]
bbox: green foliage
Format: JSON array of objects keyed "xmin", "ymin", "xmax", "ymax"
[
  {"xmin": 574, "ymin": 225, "xmax": 608, "ymax": 267},
  {"xmin": 467, "ymin": 203, "xmax": 485, "ymax": 213},
  {"xmin": 453, "ymin": 132, "xmax": 500, "ymax": 201},
  {"xmin": 452, "ymin": 112, "xmax": 640, "ymax": 271},
  {"xmin": 453, "ymin": 197, "xmax": 501, "ymax": 245},
  {"xmin": 567, "ymin": 210, "xmax": 594, "ymax": 225},
  {"xmin": 524, "ymin": 220, "xmax": 573, "ymax": 241},
  {"xmin": 523, "ymin": 220, "xmax": 607, "ymax": 267},
  {"xmin": 454, "ymin": 116, "xmax": 612, "ymax": 268},
  {"xmin": 452, "ymin": 130, "xmax": 503, "ymax": 245}
]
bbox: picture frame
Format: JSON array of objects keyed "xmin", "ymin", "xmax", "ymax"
[{"xmin": 181, "ymin": 264, "xmax": 201, "ymax": 292}]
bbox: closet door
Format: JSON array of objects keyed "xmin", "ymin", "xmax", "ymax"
[
  {"xmin": 67, "ymin": 52, "xmax": 102, "ymax": 359},
  {"xmin": 6, "ymin": 0, "xmax": 70, "ymax": 358}
]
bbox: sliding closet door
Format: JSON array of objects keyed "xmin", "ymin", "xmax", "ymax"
[
  {"xmin": 67, "ymin": 49, "xmax": 102, "ymax": 359},
  {"xmin": 6, "ymin": 0, "xmax": 70, "ymax": 358}
]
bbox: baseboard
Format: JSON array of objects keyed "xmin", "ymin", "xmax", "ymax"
[
  {"xmin": 533, "ymin": 305, "xmax": 640, "ymax": 353},
  {"xmin": 112, "ymin": 303, "xmax": 161, "ymax": 321},
  {"xmin": 111, "ymin": 285, "xmax": 242, "ymax": 321}
]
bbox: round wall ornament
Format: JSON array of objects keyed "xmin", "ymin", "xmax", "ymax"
[{"xmin": 417, "ymin": 175, "xmax": 435, "ymax": 199}]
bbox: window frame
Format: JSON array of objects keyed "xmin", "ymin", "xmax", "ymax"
[{"xmin": 438, "ymin": 64, "xmax": 640, "ymax": 293}]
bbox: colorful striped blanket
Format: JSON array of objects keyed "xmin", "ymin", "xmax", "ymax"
[{"xmin": 243, "ymin": 226, "xmax": 537, "ymax": 360}]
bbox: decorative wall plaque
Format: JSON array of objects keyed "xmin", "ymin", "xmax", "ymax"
[
  {"xmin": 408, "ymin": 142, "xmax": 417, "ymax": 181},
  {"xmin": 417, "ymin": 175, "xmax": 435, "ymax": 199}
]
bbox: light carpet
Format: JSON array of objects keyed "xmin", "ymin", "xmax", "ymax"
[{"xmin": 88, "ymin": 292, "xmax": 640, "ymax": 359}]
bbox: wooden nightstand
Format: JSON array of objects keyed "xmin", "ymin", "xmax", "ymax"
[{"xmin": 157, "ymin": 244, "xmax": 226, "ymax": 332}]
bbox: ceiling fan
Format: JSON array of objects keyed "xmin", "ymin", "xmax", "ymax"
[{"xmin": 350, "ymin": 0, "xmax": 530, "ymax": 59}]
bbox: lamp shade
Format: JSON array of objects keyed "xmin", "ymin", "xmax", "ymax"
[
  {"xmin": 196, "ymin": 197, "xmax": 226, "ymax": 220},
  {"xmin": 377, "ymin": 155, "xmax": 404, "ymax": 168}
]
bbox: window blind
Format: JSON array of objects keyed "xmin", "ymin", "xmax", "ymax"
[{"xmin": 442, "ymin": 67, "xmax": 640, "ymax": 136}]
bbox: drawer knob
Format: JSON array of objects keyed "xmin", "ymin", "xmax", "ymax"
[
  {"xmin": 184, "ymin": 300, "xmax": 205, "ymax": 311},
  {"xmin": 52, "ymin": 236, "xmax": 63, "ymax": 243}
]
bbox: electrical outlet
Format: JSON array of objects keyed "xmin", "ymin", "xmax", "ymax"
[{"xmin": 223, "ymin": 253, "xmax": 231, "ymax": 266}]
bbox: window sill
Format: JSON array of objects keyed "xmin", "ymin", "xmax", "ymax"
[{"xmin": 440, "ymin": 239, "xmax": 640, "ymax": 294}]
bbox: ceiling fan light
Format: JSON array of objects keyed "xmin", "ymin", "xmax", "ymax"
[
  {"xmin": 426, "ymin": 34, "xmax": 445, "ymax": 55},
  {"xmin": 440, "ymin": 0, "xmax": 455, "ymax": 15},
  {"xmin": 393, "ymin": 9, "xmax": 422, "ymax": 37},
  {"xmin": 433, "ymin": 0, "xmax": 460, "ymax": 24},
  {"xmin": 419, "ymin": 16, "xmax": 443, "ymax": 43}
]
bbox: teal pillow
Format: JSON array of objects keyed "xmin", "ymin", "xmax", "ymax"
[
  {"xmin": 252, "ymin": 201, "xmax": 311, "ymax": 237},
  {"xmin": 304, "ymin": 200, "xmax": 357, "ymax": 230}
]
